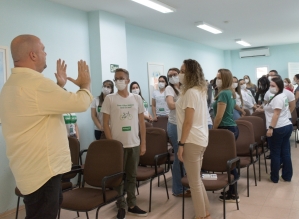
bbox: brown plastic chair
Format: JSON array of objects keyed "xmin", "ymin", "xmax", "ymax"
[
  {"xmin": 291, "ymin": 109, "xmax": 299, "ymax": 148},
  {"xmin": 180, "ymin": 129, "xmax": 240, "ymax": 219},
  {"xmin": 252, "ymin": 111, "xmax": 266, "ymax": 128},
  {"xmin": 243, "ymin": 109, "xmax": 251, "ymax": 116},
  {"xmin": 238, "ymin": 116, "xmax": 268, "ymax": 180},
  {"xmin": 58, "ymin": 139, "xmax": 125, "ymax": 219},
  {"xmin": 136, "ymin": 127, "xmax": 170, "ymax": 212},
  {"xmin": 152, "ymin": 116, "xmax": 168, "ymax": 132},
  {"xmin": 145, "ymin": 121, "xmax": 153, "ymax": 128},
  {"xmin": 236, "ymin": 120, "xmax": 258, "ymax": 197}
]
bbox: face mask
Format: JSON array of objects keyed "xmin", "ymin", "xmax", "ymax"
[
  {"xmin": 115, "ymin": 80, "xmax": 127, "ymax": 91},
  {"xmin": 245, "ymin": 79, "xmax": 249, "ymax": 84},
  {"xmin": 284, "ymin": 82, "xmax": 288, "ymax": 87},
  {"xmin": 169, "ymin": 75, "xmax": 179, "ymax": 85},
  {"xmin": 102, "ymin": 87, "xmax": 111, "ymax": 95},
  {"xmin": 268, "ymin": 76, "xmax": 273, "ymax": 81},
  {"xmin": 232, "ymin": 83, "xmax": 238, "ymax": 89},
  {"xmin": 241, "ymin": 84, "xmax": 247, "ymax": 90},
  {"xmin": 216, "ymin": 79, "xmax": 222, "ymax": 88},
  {"xmin": 179, "ymin": 74, "xmax": 185, "ymax": 85},
  {"xmin": 132, "ymin": 88, "xmax": 140, "ymax": 94},
  {"xmin": 158, "ymin": 82, "xmax": 165, "ymax": 89},
  {"xmin": 269, "ymin": 87, "xmax": 278, "ymax": 94},
  {"xmin": 292, "ymin": 80, "xmax": 297, "ymax": 85}
]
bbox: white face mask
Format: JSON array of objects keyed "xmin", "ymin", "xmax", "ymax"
[
  {"xmin": 115, "ymin": 80, "xmax": 127, "ymax": 91},
  {"xmin": 132, "ymin": 88, "xmax": 140, "ymax": 94},
  {"xmin": 232, "ymin": 83, "xmax": 238, "ymax": 89},
  {"xmin": 169, "ymin": 75, "xmax": 179, "ymax": 85},
  {"xmin": 216, "ymin": 79, "xmax": 222, "ymax": 88},
  {"xmin": 245, "ymin": 79, "xmax": 249, "ymax": 84},
  {"xmin": 102, "ymin": 87, "xmax": 111, "ymax": 95},
  {"xmin": 179, "ymin": 74, "xmax": 185, "ymax": 85},
  {"xmin": 269, "ymin": 87, "xmax": 278, "ymax": 94},
  {"xmin": 284, "ymin": 82, "xmax": 288, "ymax": 87},
  {"xmin": 158, "ymin": 82, "xmax": 165, "ymax": 89},
  {"xmin": 241, "ymin": 84, "xmax": 247, "ymax": 90},
  {"xmin": 268, "ymin": 76, "xmax": 273, "ymax": 81},
  {"xmin": 292, "ymin": 80, "xmax": 297, "ymax": 85}
]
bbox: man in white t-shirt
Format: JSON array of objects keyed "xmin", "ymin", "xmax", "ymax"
[{"xmin": 101, "ymin": 68, "xmax": 147, "ymax": 219}]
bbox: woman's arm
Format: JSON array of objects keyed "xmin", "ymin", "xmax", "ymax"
[
  {"xmin": 266, "ymin": 108, "xmax": 281, "ymax": 137},
  {"xmin": 166, "ymin": 96, "xmax": 176, "ymax": 110},
  {"xmin": 75, "ymin": 123, "xmax": 80, "ymax": 140},
  {"xmin": 103, "ymin": 113, "xmax": 112, "ymax": 139},
  {"xmin": 234, "ymin": 104, "xmax": 246, "ymax": 116},
  {"xmin": 295, "ymin": 91, "xmax": 299, "ymax": 102},
  {"xmin": 91, "ymin": 108, "xmax": 103, "ymax": 130},
  {"xmin": 213, "ymin": 102, "xmax": 227, "ymax": 129},
  {"xmin": 152, "ymin": 98, "xmax": 158, "ymax": 121}
]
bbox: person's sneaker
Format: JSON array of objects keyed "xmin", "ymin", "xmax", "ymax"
[
  {"xmin": 219, "ymin": 194, "xmax": 240, "ymax": 203},
  {"xmin": 128, "ymin": 206, "xmax": 148, "ymax": 217},
  {"xmin": 116, "ymin": 208, "xmax": 126, "ymax": 219}
]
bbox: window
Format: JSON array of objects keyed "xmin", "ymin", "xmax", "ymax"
[{"xmin": 256, "ymin": 66, "xmax": 268, "ymax": 80}]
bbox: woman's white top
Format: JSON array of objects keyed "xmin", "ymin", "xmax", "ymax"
[{"xmin": 241, "ymin": 89, "xmax": 256, "ymax": 114}]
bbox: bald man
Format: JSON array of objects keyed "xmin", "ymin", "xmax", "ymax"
[{"xmin": 0, "ymin": 35, "xmax": 93, "ymax": 219}]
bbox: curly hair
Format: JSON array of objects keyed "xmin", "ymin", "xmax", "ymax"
[{"xmin": 181, "ymin": 59, "xmax": 207, "ymax": 94}]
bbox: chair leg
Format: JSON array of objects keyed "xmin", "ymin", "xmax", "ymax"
[
  {"xmin": 182, "ymin": 185, "xmax": 185, "ymax": 219},
  {"xmin": 149, "ymin": 179, "xmax": 153, "ymax": 212},
  {"xmin": 86, "ymin": 211, "xmax": 89, "ymax": 219},
  {"xmin": 158, "ymin": 175, "xmax": 160, "ymax": 187},
  {"xmin": 57, "ymin": 208, "xmax": 61, "ymax": 219},
  {"xmin": 253, "ymin": 163, "xmax": 257, "ymax": 186},
  {"xmin": 264, "ymin": 151, "xmax": 268, "ymax": 173},
  {"xmin": 95, "ymin": 207, "xmax": 101, "ymax": 219},
  {"xmin": 247, "ymin": 165, "xmax": 249, "ymax": 197},
  {"xmin": 258, "ymin": 155, "xmax": 261, "ymax": 181},
  {"xmin": 234, "ymin": 183, "xmax": 239, "ymax": 210},
  {"xmin": 15, "ymin": 196, "xmax": 20, "ymax": 219},
  {"xmin": 136, "ymin": 182, "xmax": 139, "ymax": 195},
  {"xmin": 77, "ymin": 211, "xmax": 79, "ymax": 217},
  {"xmin": 163, "ymin": 174, "xmax": 169, "ymax": 199},
  {"xmin": 222, "ymin": 188, "xmax": 226, "ymax": 219}
]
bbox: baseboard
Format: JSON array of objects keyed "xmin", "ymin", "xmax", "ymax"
[{"xmin": 0, "ymin": 205, "xmax": 25, "ymax": 218}]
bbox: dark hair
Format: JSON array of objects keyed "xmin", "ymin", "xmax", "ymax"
[
  {"xmin": 269, "ymin": 70, "xmax": 278, "ymax": 75},
  {"xmin": 233, "ymin": 76, "xmax": 243, "ymax": 107},
  {"xmin": 167, "ymin": 68, "xmax": 180, "ymax": 96},
  {"xmin": 268, "ymin": 77, "xmax": 284, "ymax": 104},
  {"xmin": 99, "ymin": 80, "xmax": 114, "ymax": 105},
  {"xmin": 257, "ymin": 76, "xmax": 270, "ymax": 93},
  {"xmin": 115, "ymin": 68, "xmax": 130, "ymax": 78},
  {"xmin": 158, "ymin": 75, "xmax": 168, "ymax": 87},
  {"xmin": 212, "ymin": 77, "xmax": 218, "ymax": 96},
  {"xmin": 294, "ymin": 74, "xmax": 299, "ymax": 80},
  {"xmin": 130, "ymin": 81, "xmax": 144, "ymax": 100}
]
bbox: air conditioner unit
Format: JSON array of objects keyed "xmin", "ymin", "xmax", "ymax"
[{"xmin": 239, "ymin": 47, "xmax": 270, "ymax": 58}]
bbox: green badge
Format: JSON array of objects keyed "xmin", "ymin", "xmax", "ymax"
[
  {"xmin": 122, "ymin": 126, "xmax": 131, "ymax": 132},
  {"xmin": 63, "ymin": 114, "xmax": 71, "ymax": 124},
  {"xmin": 159, "ymin": 108, "xmax": 165, "ymax": 111},
  {"xmin": 143, "ymin": 101, "xmax": 148, "ymax": 109},
  {"xmin": 97, "ymin": 106, "xmax": 101, "ymax": 112}
]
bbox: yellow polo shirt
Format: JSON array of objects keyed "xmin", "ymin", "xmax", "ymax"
[{"xmin": 0, "ymin": 67, "xmax": 93, "ymax": 195}]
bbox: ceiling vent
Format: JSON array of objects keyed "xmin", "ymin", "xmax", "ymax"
[{"xmin": 239, "ymin": 47, "xmax": 270, "ymax": 58}]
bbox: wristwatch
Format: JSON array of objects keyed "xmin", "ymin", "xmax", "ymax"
[
  {"xmin": 269, "ymin": 126, "xmax": 274, "ymax": 130},
  {"xmin": 178, "ymin": 141, "xmax": 185, "ymax": 146}
]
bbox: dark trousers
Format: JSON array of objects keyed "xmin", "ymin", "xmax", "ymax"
[
  {"xmin": 94, "ymin": 130, "xmax": 102, "ymax": 140},
  {"xmin": 218, "ymin": 126, "xmax": 239, "ymax": 195},
  {"xmin": 23, "ymin": 174, "xmax": 62, "ymax": 219}
]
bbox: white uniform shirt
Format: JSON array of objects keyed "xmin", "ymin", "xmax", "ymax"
[
  {"xmin": 235, "ymin": 93, "xmax": 242, "ymax": 107},
  {"xmin": 91, "ymin": 97, "xmax": 103, "ymax": 131},
  {"xmin": 176, "ymin": 88, "xmax": 208, "ymax": 147},
  {"xmin": 165, "ymin": 86, "xmax": 180, "ymax": 125},
  {"xmin": 241, "ymin": 89, "xmax": 256, "ymax": 114},
  {"xmin": 264, "ymin": 93, "xmax": 291, "ymax": 129},
  {"xmin": 152, "ymin": 90, "xmax": 170, "ymax": 116},
  {"xmin": 101, "ymin": 93, "xmax": 144, "ymax": 148}
]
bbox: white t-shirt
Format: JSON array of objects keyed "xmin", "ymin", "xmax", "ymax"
[
  {"xmin": 176, "ymin": 88, "xmax": 208, "ymax": 147},
  {"xmin": 264, "ymin": 93, "xmax": 291, "ymax": 129},
  {"xmin": 165, "ymin": 85, "xmax": 180, "ymax": 125},
  {"xmin": 91, "ymin": 97, "xmax": 103, "ymax": 131},
  {"xmin": 101, "ymin": 93, "xmax": 144, "ymax": 148},
  {"xmin": 143, "ymin": 100, "xmax": 149, "ymax": 117},
  {"xmin": 235, "ymin": 93, "xmax": 242, "ymax": 107},
  {"xmin": 63, "ymin": 113, "xmax": 77, "ymax": 136},
  {"xmin": 207, "ymin": 106, "xmax": 213, "ymax": 126},
  {"xmin": 152, "ymin": 90, "xmax": 170, "ymax": 116},
  {"xmin": 264, "ymin": 89, "xmax": 295, "ymax": 118},
  {"xmin": 241, "ymin": 89, "xmax": 256, "ymax": 114}
]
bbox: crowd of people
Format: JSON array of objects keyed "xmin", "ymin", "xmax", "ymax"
[{"xmin": 1, "ymin": 34, "xmax": 298, "ymax": 219}]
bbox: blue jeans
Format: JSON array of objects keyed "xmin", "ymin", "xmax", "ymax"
[
  {"xmin": 268, "ymin": 124, "xmax": 293, "ymax": 182},
  {"xmin": 167, "ymin": 122, "xmax": 185, "ymax": 195},
  {"xmin": 208, "ymin": 124, "xmax": 213, "ymax": 130},
  {"xmin": 233, "ymin": 109, "xmax": 241, "ymax": 120},
  {"xmin": 218, "ymin": 125, "xmax": 239, "ymax": 195}
]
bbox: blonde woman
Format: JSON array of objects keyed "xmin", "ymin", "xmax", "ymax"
[{"xmin": 177, "ymin": 59, "xmax": 211, "ymax": 219}]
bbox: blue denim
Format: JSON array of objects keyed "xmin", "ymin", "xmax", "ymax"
[
  {"xmin": 218, "ymin": 125, "xmax": 239, "ymax": 195},
  {"xmin": 268, "ymin": 124, "xmax": 293, "ymax": 182},
  {"xmin": 233, "ymin": 109, "xmax": 241, "ymax": 120},
  {"xmin": 167, "ymin": 122, "xmax": 186, "ymax": 195},
  {"xmin": 208, "ymin": 124, "xmax": 213, "ymax": 130}
]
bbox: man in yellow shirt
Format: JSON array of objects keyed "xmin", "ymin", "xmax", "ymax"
[{"xmin": 0, "ymin": 35, "xmax": 93, "ymax": 218}]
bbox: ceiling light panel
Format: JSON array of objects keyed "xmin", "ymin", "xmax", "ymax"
[
  {"xmin": 131, "ymin": 0, "xmax": 176, "ymax": 13},
  {"xmin": 196, "ymin": 22, "xmax": 222, "ymax": 34}
]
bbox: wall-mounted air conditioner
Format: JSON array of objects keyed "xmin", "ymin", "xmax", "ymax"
[{"xmin": 239, "ymin": 47, "xmax": 270, "ymax": 58}]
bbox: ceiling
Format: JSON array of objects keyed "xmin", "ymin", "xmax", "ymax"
[{"xmin": 49, "ymin": 0, "xmax": 299, "ymax": 50}]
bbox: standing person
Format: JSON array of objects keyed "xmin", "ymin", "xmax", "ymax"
[
  {"xmin": 244, "ymin": 75, "xmax": 257, "ymax": 96},
  {"xmin": 176, "ymin": 59, "xmax": 212, "ymax": 219},
  {"xmin": 152, "ymin": 75, "xmax": 170, "ymax": 121},
  {"xmin": 91, "ymin": 80, "xmax": 114, "ymax": 140},
  {"xmin": 255, "ymin": 76, "xmax": 270, "ymax": 104},
  {"xmin": 0, "ymin": 35, "xmax": 92, "ymax": 218},
  {"xmin": 284, "ymin": 78, "xmax": 294, "ymax": 92},
  {"xmin": 64, "ymin": 113, "xmax": 80, "ymax": 140},
  {"xmin": 130, "ymin": 81, "xmax": 153, "ymax": 122},
  {"xmin": 232, "ymin": 76, "xmax": 245, "ymax": 120},
  {"xmin": 240, "ymin": 79, "xmax": 257, "ymax": 114},
  {"xmin": 293, "ymin": 74, "xmax": 299, "ymax": 118},
  {"xmin": 166, "ymin": 68, "xmax": 188, "ymax": 197},
  {"xmin": 102, "ymin": 68, "xmax": 147, "ymax": 219},
  {"xmin": 264, "ymin": 77, "xmax": 293, "ymax": 183},
  {"xmin": 212, "ymin": 69, "xmax": 239, "ymax": 202}
]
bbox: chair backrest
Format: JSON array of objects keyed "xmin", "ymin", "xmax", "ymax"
[
  {"xmin": 244, "ymin": 109, "xmax": 251, "ymax": 116},
  {"xmin": 68, "ymin": 137, "xmax": 80, "ymax": 165},
  {"xmin": 145, "ymin": 122, "xmax": 153, "ymax": 128},
  {"xmin": 139, "ymin": 127, "xmax": 168, "ymax": 166},
  {"xmin": 152, "ymin": 116, "xmax": 168, "ymax": 132},
  {"xmin": 83, "ymin": 139, "xmax": 124, "ymax": 188},
  {"xmin": 252, "ymin": 111, "xmax": 266, "ymax": 128},
  {"xmin": 291, "ymin": 109, "xmax": 297, "ymax": 126},
  {"xmin": 235, "ymin": 120, "xmax": 255, "ymax": 156},
  {"xmin": 202, "ymin": 129, "xmax": 237, "ymax": 172},
  {"xmin": 238, "ymin": 116, "xmax": 266, "ymax": 145}
]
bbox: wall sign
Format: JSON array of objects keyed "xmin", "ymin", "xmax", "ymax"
[{"xmin": 110, "ymin": 64, "xmax": 119, "ymax": 73}]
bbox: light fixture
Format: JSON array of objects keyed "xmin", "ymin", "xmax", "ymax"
[
  {"xmin": 235, "ymin": 39, "xmax": 251, "ymax": 47},
  {"xmin": 131, "ymin": 0, "xmax": 176, "ymax": 13},
  {"xmin": 196, "ymin": 22, "xmax": 222, "ymax": 34}
]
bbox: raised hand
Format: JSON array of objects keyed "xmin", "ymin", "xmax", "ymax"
[
  {"xmin": 67, "ymin": 60, "xmax": 91, "ymax": 91},
  {"xmin": 55, "ymin": 59, "xmax": 67, "ymax": 88}
]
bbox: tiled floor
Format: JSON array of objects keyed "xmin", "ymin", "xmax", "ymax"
[{"xmin": 2, "ymin": 134, "xmax": 299, "ymax": 219}]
